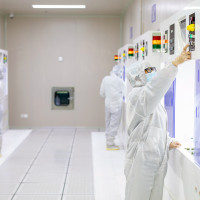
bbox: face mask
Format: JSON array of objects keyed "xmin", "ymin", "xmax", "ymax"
[{"xmin": 145, "ymin": 71, "xmax": 156, "ymax": 82}]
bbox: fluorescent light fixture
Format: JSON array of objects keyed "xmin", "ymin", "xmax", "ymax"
[
  {"xmin": 32, "ymin": 5, "xmax": 86, "ymax": 9},
  {"xmin": 184, "ymin": 6, "xmax": 200, "ymax": 10}
]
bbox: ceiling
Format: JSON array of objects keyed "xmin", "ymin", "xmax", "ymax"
[{"xmin": 0, "ymin": 0, "xmax": 131, "ymax": 16}]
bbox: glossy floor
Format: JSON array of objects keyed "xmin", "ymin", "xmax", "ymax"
[
  {"xmin": 0, "ymin": 130, "xmax": 31, "ymax": 167},
  {"xmin": 0, "ymin": 128, "xmax": 126, "ymax": 200}
]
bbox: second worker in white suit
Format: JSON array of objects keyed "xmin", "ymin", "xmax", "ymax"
[
  {"xmin": 125, "ymin": 44, "xmax": 191, "ymax": 200},
  {"xmin": 100, "ymin": 65, "xmax": 125, "ymax": 150}
]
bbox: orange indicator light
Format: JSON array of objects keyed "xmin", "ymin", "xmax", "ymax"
[{"xmin": 152, "ymin": 40, "xmax": 161, "ymax": 45}]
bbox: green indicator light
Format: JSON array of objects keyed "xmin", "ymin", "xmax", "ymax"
[
  {"xmin": 153, "ymin": 44, "xmax": 161, "ymax": 49},
  {"xmin": 189, "ymin": 34, "xmax": 195, "ymax": 39}
]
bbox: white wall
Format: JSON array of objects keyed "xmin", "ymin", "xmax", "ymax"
[
  {"xmin": 122, "ymin": 0, "xmax": 142, "ymax": 45},
  {"xmin": 7, "ymin": 16, "xmax": 121, "ymax": 128},
  {"xmin": 0, "ymin": 16, "xmax": 5, "ymax": 49}
]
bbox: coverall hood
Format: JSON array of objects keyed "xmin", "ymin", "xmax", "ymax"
[
  {"xmin": 127, "ymin": 61, "xmax": 152, "ymax": 88},
  {"xmin": 111, "ymin": 64, "xmax": 122, "ymax": 77}
]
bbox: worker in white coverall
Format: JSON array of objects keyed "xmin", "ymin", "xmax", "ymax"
[
  {"xmin": 125, "ymin": 44, "xmax": 191, "ymax": 200},
  {"xmin": 100, "ymin": 65, "xmax": 125, "ymax": 150}
]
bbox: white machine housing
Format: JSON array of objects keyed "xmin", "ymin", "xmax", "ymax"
[
  {"xmin": 175, "ymin": 60, "xmax": 197, "ymax": 145},
  {"xmin": 133, "ymin": 36, "xmax": 140, "ymax": 63},
  {"xmin": 160, "ymin": 1, "xmax": 200, "ymax": 62},
  {"xmin": 161, "ymin": 2, "xmax": 200, "ymax": 198},
  {"xmin": 117, "ymin": 44, "xmax": 134, "ymax": 98},
  {"xmin": 137, "ymin": 31, "xmax": 162, "ymax": 68},
  {"xmin": 0, "ymin": 49, "xmax": 8, "ymax": 133},
  {"xmin": 164, "ymin": 149, "xmax": 200, "ymax": 200},
  {"xmin": 132, "ymin": 31, "xmax": 164, "ymax": 104},
  {"xmin": 118, "ymin": 44, "xmax": 134, "ymax": 67},
  {"xmin": 117, "ymin": 44, "xmax": 134, "ymax": 148}
]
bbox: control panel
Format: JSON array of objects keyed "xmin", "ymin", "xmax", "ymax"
[
  {"xmin": 163, "ymin": 30, "xmax": 168, "ymax": 53},
  {"xmin": 169, "ymin": 24, "xmax": 175, "ymax": 55},
  {"xmin": 140, "ymin": 40, "xmax": 145, "ymax": 60},
  {"xmin": 135, "ymin": 43, "xmax": 139, "ymax": 61},
  {"xmin": 188, "ymin": 13, "xmax": 195, "ymax": 51}
]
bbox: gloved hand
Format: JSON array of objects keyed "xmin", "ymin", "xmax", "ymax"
[
  {"xmin": 172, "ymin": 44, "xmax": 191, "ymax": 67},
  {"xmin": 169, "ymin": 141, "xmax": 181, "ymax": 149}
]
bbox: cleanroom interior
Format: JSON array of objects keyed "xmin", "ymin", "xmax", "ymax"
[{"xmin": 0, "ymin": 0, "xmax": 199, "ymax": 199}]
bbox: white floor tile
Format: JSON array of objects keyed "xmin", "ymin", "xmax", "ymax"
[
  {"xmin": 23, "ymin": 173, "xmax": 66, "ymax": 183},
  {"xmin": 16, "ymin": 183, "xmax": 64, "ymax": 195},
  {"xmin": 37, "ymin": 154, "xmax": 69, "ymax": 160},
  {"xmin": 0, "ymin": 128, "xmax": 130, "ymax": 200},
  {"xmin": 0, "ymin": 195, "xmax": 12, "ymax": 200},
  {"xmin": 0, "ymin": 183, "xmax": 19, "ymax": 194},
  {"xmin": 29, "ymin": 166, "xmax": 67, "ymax": 174},
  {"xmin": 64, "ymin": 181, "xmax": 94, "ymax": 195},
  {"xmin": 66, "ymin": 174, "xmax": 94, "ymax": 182},
  {"xmin": 62, "ymin": 195, "xmax": 95, "ymax": 200},
  {"xmin": 92, "ymin": 132, "xmax": 126, "ymax": 200},
  {"xmin": 13, "ymin": 195, "xmax": 62, "ymax": 200},
  {"xmin": 0, "ymin": 175, "xmax": 24, "ymax": 182}
]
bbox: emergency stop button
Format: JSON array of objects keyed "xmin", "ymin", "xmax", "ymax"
[{"xmin": 187, "ymin": 24, "xmax": 195, "ymax": 32}]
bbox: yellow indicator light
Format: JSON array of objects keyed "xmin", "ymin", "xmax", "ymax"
[
  {"xmin": 187, "ymin": 24, "xmax": 195, "ymax": 32},
  {"xmin": 152, "ymin": 40, "xmax": 161, "ymax": 45},
  {"xmin": 140, "ymin": 47, "xmax": 145, "ymax": 52},
  {"xmin": 114, "ymin": 55, "xmax": 118, "ymax": 60},
  {"xmin": 123, "ymin": 53, "xmax": 126, "ymax": 57},
  {"xmin": 128, "ymin": 51, "xmax": 134, "ymax": 54}
]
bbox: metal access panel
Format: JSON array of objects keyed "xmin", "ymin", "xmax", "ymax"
[
  {"xmin": 169, "ymin": 24, "xmax": 175, "ymax": 55},
  {"xmin": 51, "ymin": 87, "xmax": 74, "ymax": 110}
]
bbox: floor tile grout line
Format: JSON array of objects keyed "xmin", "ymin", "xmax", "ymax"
[
  {"xmin": 10, "ymin": 129, "xmax": 54, "ymax": 199},
  {"xmin": 61, "ymin": 128, "xmax": 77, "ymax": 200},
  {"xmin": 90, "ymin": 132, "xmax": 96, "ymax": 198}
]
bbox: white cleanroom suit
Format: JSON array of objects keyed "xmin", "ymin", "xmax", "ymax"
[
  {"xmin": 0, "ymin": 80, "xmax": 3, "ymax": 157},
  {"xmin": 100, "ymin": 65, "xmax": 125, "ymax": 147},
  {"xmin": 125, "ymin": 61, "xmax": 177, "ymax": 200}
]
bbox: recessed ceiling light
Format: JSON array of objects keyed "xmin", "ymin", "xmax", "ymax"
[
  {"xmin": 184, "ymin": 6, "xmax": 200, "ymax": 10},
  {"xmin": 32, "ymin": 5, "xmax": 86, "ymax": 9}
]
